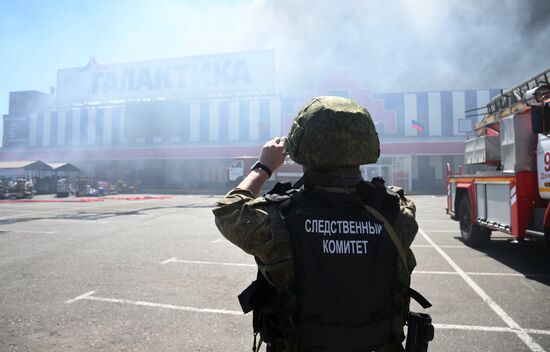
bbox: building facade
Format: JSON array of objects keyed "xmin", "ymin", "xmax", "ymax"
[{"xmin": 1, "ymin": 51, "xmax": 500, "ymax": 193}]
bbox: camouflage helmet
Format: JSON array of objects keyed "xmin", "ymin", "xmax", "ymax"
[{"xmin": 286, "ymin": 96, "xmax": 380, "ymax": 169}]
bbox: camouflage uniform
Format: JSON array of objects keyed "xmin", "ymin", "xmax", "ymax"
[{"xmin": 213, "ymin": 185, "xmax": 417, "ymax": 352}]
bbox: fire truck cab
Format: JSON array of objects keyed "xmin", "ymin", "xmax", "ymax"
[{"xmin": 447, "ymin": 68, "xmax": 550, "ymax": 247}]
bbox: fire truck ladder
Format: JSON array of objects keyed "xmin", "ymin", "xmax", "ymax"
[{"xmin": 470, "ymin": 68, "xmax": 550, "ymax": 134}]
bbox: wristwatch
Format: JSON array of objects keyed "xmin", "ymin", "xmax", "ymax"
[{"xmin": 250, "ymin": 161, "xmax": 272, "ymax": 178}]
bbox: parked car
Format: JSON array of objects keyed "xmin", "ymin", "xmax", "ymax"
[
  {"xmin": 56, "ymin": 178, "xmax": 70, "ymax": 198},
  {"xmin": 75, "ymin": 177, "xmax": 89, "ymax": 197},
  {"xmin": 14, "ymin": 178, "xmax": 33, "ymax": 199}
]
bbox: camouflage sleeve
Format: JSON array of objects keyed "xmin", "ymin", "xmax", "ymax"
[
  {"xmin": 212, "ymin": 188, "xmax": 294, "ymax": 287},
  {"xmin": 384, "ymin": 186, "xmax": 418, "ymax": 351},
  {"xmin": 389, "ymin": 186, "xmax": 418, "ymax": 273},
  {"xmin": 212, "ymin": 188, "xmax": 271, "ymax": 254}
]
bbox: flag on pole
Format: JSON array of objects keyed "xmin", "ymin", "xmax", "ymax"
[{"xmin": 411, "ymin": 119, "xmax": 425, "ymax": 132}]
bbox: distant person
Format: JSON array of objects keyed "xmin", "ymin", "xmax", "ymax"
[{"xmin": 214, "ymin": 96, "xmax": 423, "ymax": 351}]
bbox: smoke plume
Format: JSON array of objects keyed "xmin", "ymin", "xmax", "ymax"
[{"xmin": 1, "ymin": 0, "xmax": 549, "ymax": 144}]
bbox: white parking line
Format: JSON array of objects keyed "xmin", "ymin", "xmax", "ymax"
[
  {"xmin": 521, "ymin": 280, "xmax": 538, "ymax": 293},
  {"xmin": 64, "ymin": 291, "xmax": 550, "ymax": 337},
  {"xmin": 412, "ymin": 244, "xmax": 465, "ymax": 248},
  {"xmin": 467, "ymin": 272, "xmax": 550, "ymax": 278},
  {"xmin": 414, "ymin": 271, "xmax": 550, "ymax": 278},
  {"xmin": 65, "ymin": 290, "xmax": 96, "ymax": 304},
  {"xmin": 162, "ymin": 258, "xmax": 550, "ymax": 278},
  {"xmin": 414, "ymin": 270, "xmax": 457, "ymax": 275},
  {"xmin": 435, "ymin": 323, "xmax": 550, "ymax": 336},
  {"xmin": 435, "ymin": 323, "xmax": 512, "ymax": 333},
  {"xmin": 65, "ymin": 291, "xmax": 243, "ymax": 316},
  {"xmin": 419, "ymin": 228, "xmax": 546, "ymax": 352},
  {"xmin": 525, "ymin": 328, "xmax": 550, "ymax": 336}
]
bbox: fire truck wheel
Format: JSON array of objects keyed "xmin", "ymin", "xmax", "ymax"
[{"xmin": 458, "ymin": 196, "xmax": 490, "ymax": 247}]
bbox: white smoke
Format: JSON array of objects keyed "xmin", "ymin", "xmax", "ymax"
[
  {"xmin": 1, "ymin": 0, "xmax": 549, "ymax": 145},
  {"xmin": 243, "ymin": 0, "xmax": 550, "ymax": 93}
]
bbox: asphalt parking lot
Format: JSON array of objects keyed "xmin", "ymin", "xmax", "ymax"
[{"xmin": 0, "ymin": 194, "xmax": 549, "ymax": 351}]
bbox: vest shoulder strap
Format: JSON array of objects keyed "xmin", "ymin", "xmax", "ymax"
[
  {"xmin": 364, "ymin": 204, "xmax": 408, "ymax": 273},
  {"xmin": 365, "ymin": 204, "xmax": 432, "ymax": 309}
]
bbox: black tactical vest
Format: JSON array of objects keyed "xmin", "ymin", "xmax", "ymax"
[{"xmin": 282, "ymin": 188, "xmax": 398, "ymax": 352}]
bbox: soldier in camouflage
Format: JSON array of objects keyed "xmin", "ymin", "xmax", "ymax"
[{"xmin": 213, "ymin": 96, "xmax": 418, "ymax": 351}]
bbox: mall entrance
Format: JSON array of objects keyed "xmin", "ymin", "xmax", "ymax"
[
  {"xmin": 361, "ymin": 155, "xmax": 411, "ymax": 190},
  {"xmin": 362, "ymin": 164, "xmax": 394, "ymax": 185}
]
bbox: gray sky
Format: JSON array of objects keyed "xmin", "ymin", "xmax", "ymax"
[{"xmin": 1, "ymin": 0, "xmax": 549, "ymax": 144}]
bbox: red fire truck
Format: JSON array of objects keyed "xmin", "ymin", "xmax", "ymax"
[{"xmin": 447, "ymin": 68, "xmax": 550, "ymax": 247}]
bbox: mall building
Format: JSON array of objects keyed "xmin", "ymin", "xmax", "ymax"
[{"xmin": 0, "ymin": 50, "xmax": 500, "ymax": 193}]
